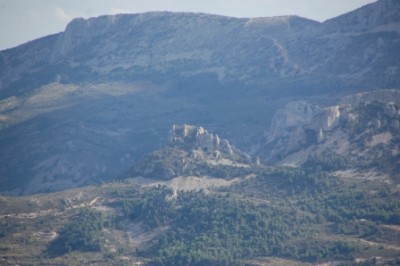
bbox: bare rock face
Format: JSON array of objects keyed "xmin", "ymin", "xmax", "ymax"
[
  {"xmin": 265, "ymin": 101, "xmax": 359, "ymax": 151},
  {"xmin": 266, "ymin": 101, "xmax": 320, "ymax": 143},
  {"xmin": 257, "ymin": 90, "xmax": 400, "ymax": 178}
]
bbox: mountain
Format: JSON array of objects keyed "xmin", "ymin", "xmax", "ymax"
[
  {"xmin": 2, "ymin": 0, "xmax": 399, "ymax": 95},
  {"xmin": 1, "ymin": 1, "xmax": 400, "ymax": 264},
  {"xmin": 0, "ymin": 0, "xmax": 400, "ymax": 194},
  {"xmin": 257, "ymin": 90, "xmax": 400, "ymax": 182}
]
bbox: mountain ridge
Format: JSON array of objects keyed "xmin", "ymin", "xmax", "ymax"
[
  {"xmin": 0, "ymin": 0, "xmax": 399, "ymax": 194},
  {"xmin": 2, "ymin": 0, "xmax": 400, "ymax": 95}
]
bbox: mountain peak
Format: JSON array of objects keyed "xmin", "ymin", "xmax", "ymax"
[{"xmin": 323, "ymin": 0, "xmax": 400, "ymax": 32}]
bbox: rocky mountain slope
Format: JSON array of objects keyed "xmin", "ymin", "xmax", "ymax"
[
  {"xmin": 2, "ymin": 0, "xmax": 399, "ymax": 95},
  {"xmin": 257, "ymin": 90, "xmax": 400, "ymax": 181},
  {"xmin": 0, "ymin": 0, "xmax": 399, "ymax": 194}
]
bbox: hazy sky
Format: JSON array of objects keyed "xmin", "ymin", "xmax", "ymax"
[{"xmin": 0, "ymin": 0, "xmax": 377, "ymax": 51}]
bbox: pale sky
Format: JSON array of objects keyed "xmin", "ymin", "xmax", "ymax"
[{"xmin": 0, "ymin": 0, "xmax": 377, "ymax": 51}]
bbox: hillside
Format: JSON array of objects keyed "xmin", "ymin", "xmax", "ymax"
[
  {"xmin": 1, "ymin": 153, "xmax": 399, "ymax": 265},
  {"xmin": 1, "ymin": 98, "xmax": 400, "ymax": 265},
  {"xmin": 0, "ymin": 0, "xmax": 399, "ymax": 194},
  {"xmin": 257, "ymin": 90, "xmax": 400, "ymax": 180}
]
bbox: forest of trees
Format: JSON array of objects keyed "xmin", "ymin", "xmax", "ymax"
[
  {"xmin": 47, "ymin": 209, "xmax": 104, "ymax": 256},
  {"xmin": 106, "ymin": 187, "xmax": 363, "ymax": 265},
  {"xmin": 46, "ymin": 160, "xmax": 400, "ymax": 265}
]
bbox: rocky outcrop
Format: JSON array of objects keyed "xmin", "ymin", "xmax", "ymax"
[
  {"xmin": 126, "ymin": 124, "xmax": 252, "ymax": 180},
  {"xmin": 169, "ymin": 124, "xmax": 236, "ymax": 156},
  {"xmin": 340, "ymin": 90, "xmax": 400, "ymax": 106},
  {"xmin": 257, "ymin": 90, "xmax": 400, "ymax": 178}
]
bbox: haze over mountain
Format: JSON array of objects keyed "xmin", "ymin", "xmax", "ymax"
[
  {"xmin": 1, "ymin": 1, "xmax": 400, "ymax": 265},
  {"xmin": 0, "ymin": 0, "xmax": 399, "ymax": 195}
]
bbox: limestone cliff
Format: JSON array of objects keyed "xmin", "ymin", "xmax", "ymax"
[{"xmin": 257, "ymin": 90, "xmax": 400, "ymax": 180}]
